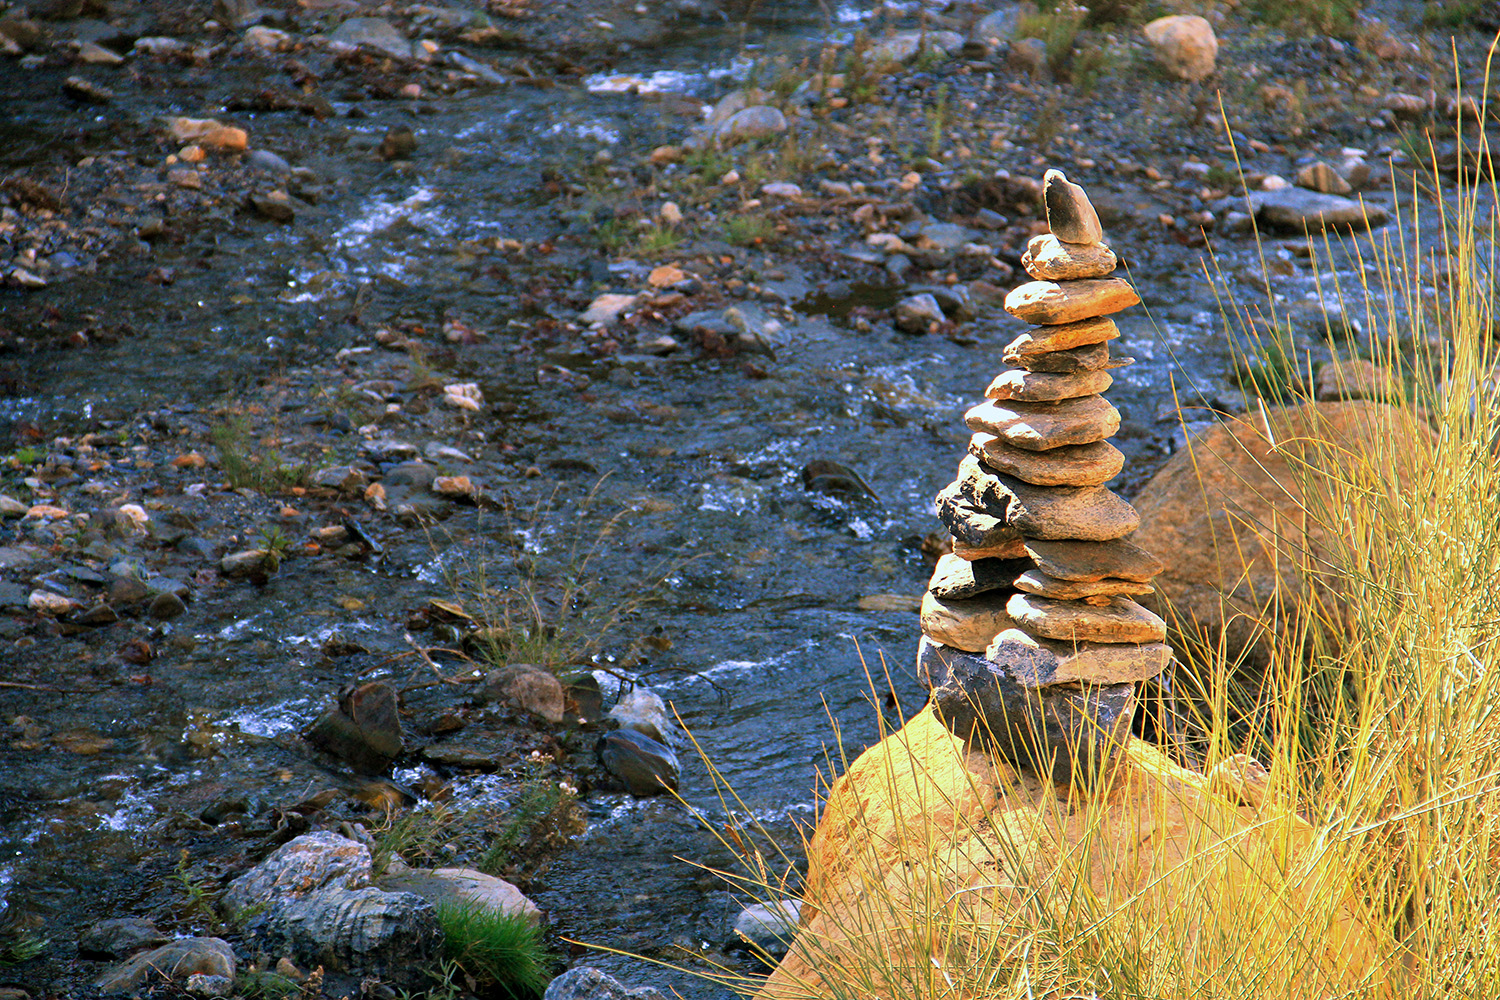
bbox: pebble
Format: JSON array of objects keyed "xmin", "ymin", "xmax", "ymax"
[
  {"xmin": 1042, "ymin": 169, "xmax": 1104, "ymax": 244},
  {"xmin": 328, "ymin": 16, "xmax": 417, "ymax": 61},
  {"xmin": 713, "ymin": 106, "xmax": 787, "ymax": 146},
  {"xmin": 1023, "ymin": 537, "xmax": 1165, "ymax": 583},
  {"xmin": 1007, "ymin": 593, "xmax": 1167, "ymax": 644},
  {"xmin": 894, "ymin": 293, "xmax": 945, "ymax": 334},
  {"xmin": 220, "ymin": 548, "xmax": 275, "ymax": 577},
  {"xmin": 580, "ymin": 293, "xmax": 641, "ymax": 325},
  {"xmin": 250, "ymin": 191, "xmax": 295, "ymax": 222},
  {"xmin": 1021, "ymin": 234, "xmax": 1116, "ymax": 281},
  {"xmin": 955, "ymin": 456, "xmax": 1139, "ymax": 541},
  {"xmin": 1295, "ymin": 161, "xmax": 1351, "ymax": 195},
  {"xmin": 63, "ymin": 76, "xmax": 114, "ymax": 102},
  {"xmin": 168, "ymin": 168, "xmax": 203, "ymax": 190},
  {"xmin": 964, "ymin": 396, "xmax": 1120, "ymax": 451},
  {"xmin": 431, "ymin": 475, "xmax": 477, "ymax": 498},
  {"xmin": 1003, "ymin": 278, "xmax": 1140, "ymax": 326},
  {"xmin": 28, "ymin": 590, "xmax": 78, "ymax": 615},
  {"xmin": 920, "ymin": 589, "xmax": 1015, "ymax": 652},
  {"xmin": 77, "ymin": 40, "xmax": 123, "ymax": 64},
  {"xmin": 168, "ymin": 117, "xmax": 248, "ymax": 151},
  {"xmin": 986, "ymin": 368, "xmax": 1113, "ymax": 403},
  {"xmin": 760, "ymin": 182, "xmax": 802, "ymax": 198},
  {"xmin": 1013, "ymin": 567, "xmax": 1153, "ymax": 599},
  {"xmin": 441, "ymin": 382, "xmax": 483, "ymax": 411},
  {"xmin": 971, "ymin": 431, "xmax": 1123, "ymax": 488},
  {"xmin": 659, "ymin": 201, "xmax": 683, "ymax": 225},
  {"xmin": 242, "ymin": 25, "xmax": 291, "ymax": 50}
]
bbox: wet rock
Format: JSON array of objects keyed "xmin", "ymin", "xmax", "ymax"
[
  {"xmin": 76, "ymin": 39, "xmax": 122, "ymax": 63},
  {"xmin": 169, "ymin": 167, "xmax": 203, "ymax": 189},
  {"xmin": 927, "ymin": 640, "xmax": 1137, "ymax": 783},
  {"xmin": 250, "ymin": 190, "xmax": 295, "ymax": 222},
  {"xmin": 543, "ymin": 967, "xmax": 667, "ymax": 1000},
  {"xmin": 377, "ymin": 125, "xmax": 416, "ymax": 160},
  {"xmin": 713, "ymin": 106, "xmax": 787, "ymax": 146},
  {"xmin": 220, "ymin": 548, "xmax": 277, "ymax": 578},
  {"xmin": 63, "ymin": 76, "xmax": 113, "ymax": 102},
  {"xmin": 1249, "ymin": 188, "xmax": 1388, "ymax": 232},
  {"xmin": 607, "ymin": 686, "xmax": 675, "ymax": 745},
  {"xmin": 224, "ymin": 832, "xmax": 372, "ymax": 914},
  {"xmin": 79, "ymin": 917, "xmax": 168, "ymax": 959},
  {"xmin": 246, "ymin": 149, "xmax": 291, "ymax": 174},
  {"xmin": 732, "ymin": 899, "xmax": 801, "ymax": 959},
  {"xmin": 1143, "ymin": 15, "xmax": 1216, "ymax": 82},
  {"xmin": 0, "ymin": 16, "xmax": 43, "ymax": 49},
  {"xmin": 598, "ymin": 729, "xmax": 679, "ymax": 795},
  {"xmin": 0, "ymin": 495, "xmax": 27, "ymax": 517},
  {"xmin": 478, "ymin": 664, "xmax": 564, "ymax": 723},
  {"xmin": 869, "ymin": 29, "xmax": 963, "ymax": 65},
  {"xmin": 242, "ymin": 25, "xmax": 290, "ymax": 50},
  {"xmin": 329, "ymin": 16, "xmax": 417, "ymax": 60},
  {"xmin": 563, "ymin": 672, "xmax": 604, "ymax": 723},
  {"xmin": 378, "ymin": 866, "xmax": 541, "ymax": 925},
  {"xmin": 305, "ymin": 681, "xmax": 403, "ymax": 771},
  {"xmin": 1295, "ymin": 161, "xmax": 1351, "ymax": 195},
  {"xmin": 185, "ymin": 974, "xmax": 234, "ymax": 997},
  {"xmin": 239, "ymin": 886, "xmax": 439, "ymax": 982},
  {"xmin": 801, "ymin": 459, "xmax": 877, "ymax": 498},
  {"xmin": 94, "ymin": 937, "xmax": 237, "ymax": 994},
  {"xmin": 894, "ymin": 293, "xmax": 945, "ymax": 334}
]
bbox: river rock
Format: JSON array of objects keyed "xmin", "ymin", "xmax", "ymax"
[
  {"xmin": 1143, "ymin": 14, "xmax": 1217, "ymax": 82},
  {"xmin": 479, "ymin": 664, "xmax": 565, "ymax": 723},
  {"xmin": 378, "ymin": 866, "xmax": 541, "ymax": 925},
  {"xmin": 714, "ymin": 106, "xmax": 787, "ymax": 146},
  {"xmin": 220, "ymin": 548, "xmax": 276, "ymax": 578},
  {"xmin": 1042, "ymin": 169, "xmax": 1104, "ymax": 245},
  {"xmin": 329, "ymin": 16, "xmax": 418, "ymax": 60},
  {"xmin": 936, "ymin": 483, "xmax": 1021, "ymax": 549},
  {"xmin": 79, "ymin": 917, "xmax": 168, "ymax": 958},
  {"xmin": 955, "ymin": 457, "xmax": 1139, "ymax": 541},
  {"xmin": 95, "ymin": 938, "xmax": 237, "ymax": 994},
  {"xmin": 239, "ymin": 886, "xmax": 440, "ymax": 982},
  {"xmin": 1004, "ymin": 278, "xmax": 1140, "ymax": 326},
  {"xmin": 1004, "ymin": 316, "xmax": 1119, "ymax": 365},
  {"xmin": 1296, "ymin": 161, "xmax": 1351, "ymax": 195},
  {"xmin": 964, "ymin": 396, "xmax": 1119, "ymax": 451},
  {"xmin": 580, "ymin": 293, "xmax": 641, "ymax": 326},
  {"xmin": 1007, "ymin": 593, "xmax": 1167, "ymax": 644},
  {"xmin": 927, "ymin": 552, "xmax": 1026, "ymax": 600},
  {"xmin": 927, "ymin": 642, "xmax": 1136, "ymax": 782},
  {"xmin": 223, "ymin": 831, "xmax": 372, "ymax": 915},
  {"xmin": 1248, "ymin": 188, "xmax": 1389, "ymax": 232},
  {"xmin": 1023, "ymin": 537, "xmax": 1165, "ymax": 583},
  {"xmin": 185, "ymin": 973, "xmax": 233, "ymax": 997},
  {"xmin": 543, "ymin": 967, "xmax": 667, "ymax": 1000},
  {"xmin": 599, "ymin": 729, "xmax": 680, "ymax": 795},
  {"xmin": 986, "ymin": 628, "xmax": 1172, "ymax": 687},
  {"xmin": 986, "ymin": 367, "xmax": 1112, "ymax": 402},
  {"xmin": 920, "ymin": 590, "xmax": 1014, "ymax": 652},
  {"xmin": 304, "ymin": 681, "xmax": 402, "ymax": 772},
  {"xmin": 607, "ymin": 685, "xmax": 676, "ymax": 745},
  {"xmin": 1022, "ymin": 234, "xmax": 1116, "ymax": 281},
  {"xmin": 1014, "ymin": 567, "xmax": 1153, "ymax": 599},
  {"xmin": 732, "ymin": 899, "xmax": 801, "ymax": 959},
  {"xmin": 894, "ymin": 293, "xmax": 945, "ymax": 334},
  {"xmin": 971, "ymin": 433, "xmax": 1124, "ymax": 487}
]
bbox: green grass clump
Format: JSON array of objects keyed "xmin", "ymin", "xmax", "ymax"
[
  {"xmin": 724, "ymin": 214, "xmax": 774, "ymax": 247},
  {"xmin": 210, "ymin": 415, "xmax": 309, "ymax": 493},
  {"xmin": 435, "ymin": 901, "xmax": 552, "ymax": 998}
]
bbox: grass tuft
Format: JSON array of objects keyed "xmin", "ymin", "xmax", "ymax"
[{"xmin": 435, "ymin": 900, "xmax": 552, "ymax": 998}]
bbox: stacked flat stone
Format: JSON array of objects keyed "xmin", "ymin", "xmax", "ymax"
[{"xmin": 919, "ymin": 169, "xmax": 1169, "ymax": 787}]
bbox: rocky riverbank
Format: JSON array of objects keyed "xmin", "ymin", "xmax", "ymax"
[{"xmin": 1, "ymin": 0, "xmax": 1495, "ymax": 996}]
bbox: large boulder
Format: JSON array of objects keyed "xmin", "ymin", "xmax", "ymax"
[
  {"xmin": 1130, "ymin": 401, "xmax": 1433, "ymax": 669},
  {"xmin": 758, "ymin": 708, "xmax": 1388, "ymax": 1000},
  {"xmin": 1143, "ymin": 15, "xmax": 1217, "ymax": 82}
]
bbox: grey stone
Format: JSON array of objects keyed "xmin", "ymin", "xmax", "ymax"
[
  {"xmin": 1043, "ymin": 169, "xmax": 1104, "ymax": 244},
  {"xmin": 223, "ymin": 831, "xmax": 372, "ymax": 916},
  {"xmin": 964, "ymin": 395, "xmax": 1119, "ymax": 451},
  {"xmin": 328, "ymin": 16, "xmax": 418, "ymax": 61},
  {"xmin": 479, "ymin": 664, "xmax": 565, "ymax": 723},
  {"xmin": 94, "ymin": 937, "xmax": 236, "ymax": 993},
  {"xmin": 894, "ymin": 293, "xmax": 945, "ymax": 334},
  {"xmin": 607, "ymin": 686, "xmax": 676, "ymax": 745},
  {"xmin": 78, "ymin": 917, "xmax": 168, "ymax": 959},
  {"xmin": 185, "ymin": 974, "xmax": 234, "ymax": 998},
  {"xmin": 1249, "ymin": 188, "xmax": 1389, "ymax": 232},
  {"xmin": 377, "ymin": 866, "xmax": 540, "ymax": 925},
  {"xmin": 927, "ymin": 552, "xmax": 1026, "ymax": 600},
  {"xmin": 246, "ymin": 149, "xmax": 291, "ymax": 175},
  {"xmin": 236, "ymin": 886, "xmax": 440, "ymax": 982},
  {"xmin": 984, "ymin": 628, "xmax": 1172, "ymax": 687},
  {"xmin": 714, "ymin": 106, "xmax": 787, "ymax": 146},
  {"xmin": 599, "ymin": 729, "xmax": 680, "ymax": 795},
  {"xmin": 543, "ymin": 967, "xmax": 667, "ymax": 1000},
  {"xmin": 954, "ymin": 456, "xmax": 1140, "ymax": 541},
  {"xmin": 732, "ymin": 899, "xmax": 801, "ymax": 959},
  {"xmin": 148, "ymin": 591, "xmax": 188, "ymax": 620},
  {"xmin": 1023, "ymin": 537, "xmax": 1164, "ymax": 583},
  {"xmin": 971, "ymin": 4, "xmax": 1024, "ymax": 47},
  {"xmin": 935, "ymin": 482, "xmax": 1021, "ymax": 549},
  {"xmin": 927, "ymin": 640, "xmax": 1137, "ymax": 785},
  {"xmin": 986, "ymin": 368, "xmax": 1113, "ymax": 403}
]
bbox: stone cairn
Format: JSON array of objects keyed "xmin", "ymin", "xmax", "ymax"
[{"xmin": 919, "ymin": 169, "xmax": 1169, "ymax": 787}]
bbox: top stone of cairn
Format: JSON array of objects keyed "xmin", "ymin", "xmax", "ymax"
[{"xmin": 1043, "ymin": 168, "xmax": 1104, "ymax": 245}]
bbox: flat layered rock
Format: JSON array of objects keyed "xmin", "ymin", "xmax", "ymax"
[
  {"xmin": 935, "ymin": 482, "xmax": 1021, "ymax": 549},
  {"xmin": 1004, "ymin": 316, "xmax": 1118, "ymax": 367},
  {"xmin": 1024, "ymin": 537, "xmax": 1164, "ymax": 583},
  {"xmin": 1007, "ymin": 593, "xmax": 1167, "ymax": 644},
  {"xmin": 965, "ymin": 396, "xmax": 1119, "ymax": 451},
  {"xmin": 924, "ymin": 637, "xmax": 1137, "ymax": 785},
  {"xmin": 927, "ymin": 552, "xmax": 1026, "ymax": 600},
  {"xmin": 1014, "ymin": 567, "xmax": 1153, "ymax": 599},
  {"xmin": 1043, "ymin": 169, "xmax": 1105, "ymax": 244},
  {"xmin": 971, "ymin": 432, "xmax": 1123, "ymax": 487},
  {"xmin": 986, "ymin": 368, "xmax": 1113, "ymax": 403},
  {"xmin": 1004, "ymin": 278, "xmax": 1140, "ymax": 326},
  {"xmin": 956, "ymin": 456, "xmax": 1139, "ymax": 540},
  {"xmin": 1010, "ymin": 340, "xmax": 1132, "ymax": 374},
  {"xmin": 952, "ymin": 536, "xmax": 1027, "ymax": 560},
  {"xmin": 1022, "ymin": 234, "xmax": 1117, "ymax": 281},
  {"xmin": 920, "ymin": 590, "xmax": 1015, "ymax": 652},
  {"xmin": 985, "ymin": 628, "xmax": 1172, "ymax": 687}
]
